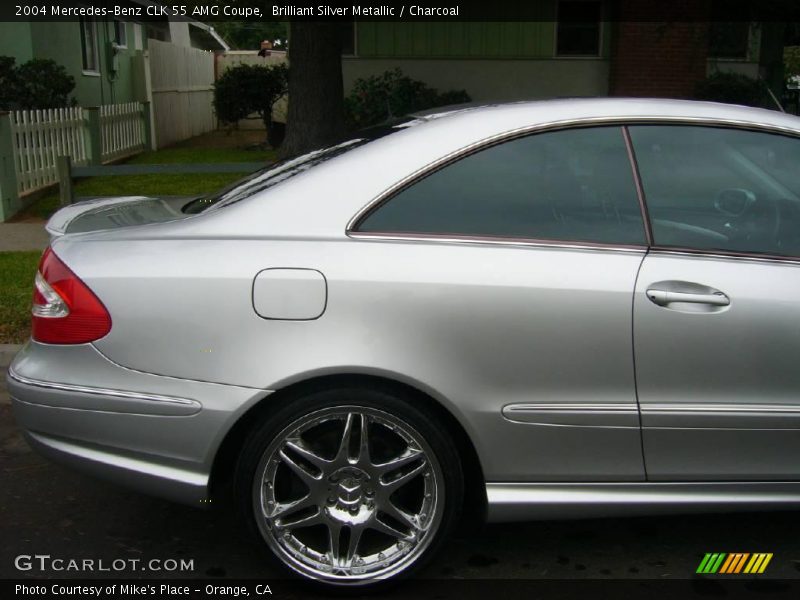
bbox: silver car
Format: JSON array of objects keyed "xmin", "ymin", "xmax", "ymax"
[{"xmin": 8, "ymin": 98, "xmax": 800, "ymax": 586}]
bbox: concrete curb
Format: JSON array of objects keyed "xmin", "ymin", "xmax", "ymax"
[{"xmin": 0, "ymin": 344, "xmax": 23, "ymax": 369}]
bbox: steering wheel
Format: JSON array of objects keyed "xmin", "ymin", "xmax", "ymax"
[{"xmin": 715, "ymin": 188, "xmax": 781, "ymax": 247}]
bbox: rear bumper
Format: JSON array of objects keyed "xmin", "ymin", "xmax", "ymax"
[{"xmin": 7, "ymin": 342, "xmax": 269, "ymax": 506}]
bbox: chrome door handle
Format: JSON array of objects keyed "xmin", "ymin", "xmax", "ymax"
[{"xmin": 646, "ymin": 289, "xmax": 730, "ymax": 307}]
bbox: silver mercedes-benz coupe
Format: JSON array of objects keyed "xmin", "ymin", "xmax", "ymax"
[{"xmin": 8, "ymin": 98, "xmax": 800, "ymax": 586}]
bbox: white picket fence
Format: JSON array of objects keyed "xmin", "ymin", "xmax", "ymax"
[
  {"xmin": 100, "ymin": 102, "xmax": 146, "ymax": 163},
  {"xmin": 10, "ymin": 102, "xmax": 146, "ymax": 195},
  {"xmin": 11, "ymin": 108, "xmax": 88, "ymax": 195}
]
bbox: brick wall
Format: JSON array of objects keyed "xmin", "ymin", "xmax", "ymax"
[{"xmin": 609, "ymin": 0, "xmax": 712, "ymax": 98}]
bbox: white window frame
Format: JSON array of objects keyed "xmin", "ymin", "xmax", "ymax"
[
  {"xmin": 79, "ymin": 17, "xmax": 100, "ymax": 75},
  {"xmin": 113, "ymin": 20, "xmax": 128, "ymax": 49}
]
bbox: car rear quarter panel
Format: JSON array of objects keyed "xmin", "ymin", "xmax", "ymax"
[{"xmin": 53, "ymin": 233, "xmax": 645, "ymax": 483}]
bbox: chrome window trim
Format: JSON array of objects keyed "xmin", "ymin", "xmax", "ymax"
[
  {"xmin": 346, "ymin": 116, "xmax": 800, "ymax": 256},
  {"xmin": 622, "ymin": 125, "xmax": 654, "ymax": 245},
  {"xmin": 7, "ymin": 366, "xmax": 199, "ymax": 408},
  {"xmin": 346, "ymin": 231, "xmax": 647, "ymax": 254},
  {"xmin": 649, "ymin": 247, "xmax": 800, "ymax": 267}
]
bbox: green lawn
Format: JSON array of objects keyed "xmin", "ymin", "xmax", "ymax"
[
  {"xmin": 18, "ymin": 146, "xmax": 277, "ymax": 220},
  {"xmin": 0, "ymin": 251, "xmax": 40, "ymax": 344}
]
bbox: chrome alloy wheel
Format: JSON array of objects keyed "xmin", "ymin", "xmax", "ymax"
[{"xmin": 252, "ymin": 406, "xmax": 444, "ymax": 583}]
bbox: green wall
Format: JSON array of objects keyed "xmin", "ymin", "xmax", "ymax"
[
  {"xmin": 0, "ymin": 22, "xmax": 33, "ymax": 63},
  {"xmin": 2, "ymin": 21, "xmax": 143, "ymax": 107},
  {"xmin": 357, "ymin": 22, "xmax": 559, "ymax": 59},
  {"xmin": 30, "ymin": 21, "xmax": 101, "ymax": 106},
  {"xmin": 356, "ymin": 20, "xmax": 611, "ymax": 60}
]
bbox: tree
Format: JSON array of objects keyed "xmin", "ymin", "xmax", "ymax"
[
  {"xmin": 694, "ymin": 72, "xmax": 770, "ymax": 107},
  {"xmin": 213, "ymin": 63, "xmax": 288, "ymax": 145},
  {"xmin": 279, "ymin": 22, "xmax": 346, "ymax": 159}
]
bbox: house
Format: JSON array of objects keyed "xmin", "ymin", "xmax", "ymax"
[
  {"xmin": 0, "ymin": 5, "xmax": 226, "ymax": 109},
  {"xmin": 341, "ymin": 0, "xmax": 785, "ymax": 105},
  {"xmin": 0, "ymin": 19, "xmax": 147, "ymax": 108},
  {"xmin": 0, "ymin": 5, "xmax": 229, "ymax": 221}
]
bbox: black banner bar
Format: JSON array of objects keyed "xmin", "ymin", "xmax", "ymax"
[
  {"xmin": 3, "ymin": 0, "xmax": 800, "ymax": 23},
  {"xmin": 3, "ymin": 578, "xmax": 800, "ymax": 600}
]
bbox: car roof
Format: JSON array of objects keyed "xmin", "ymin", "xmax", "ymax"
[
  {"xmin": 407, "ymin": 97, "xmax": 798, "ymax": 132},
  {"xmin": 69, "ymin": 98, "xmax": 800, "ymax": 244}
]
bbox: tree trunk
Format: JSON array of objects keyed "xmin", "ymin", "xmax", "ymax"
[{"xmin": 279, "ymin": 22, "xmax": 345, "ymax": 159}]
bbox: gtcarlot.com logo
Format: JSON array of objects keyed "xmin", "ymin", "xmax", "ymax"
[
  {"xmin": 14, "ymin": 554, "xmax": 195, "ymax": 573},
  {"xmin": 696, "ymin": 552, "xmax": 773, "ymax": 575}
]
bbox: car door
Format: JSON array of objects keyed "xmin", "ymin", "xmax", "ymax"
[
  {"xmin": 350, "ymin": 125, "xmax": 649, "ymax": 482},
  {"xmin": 630, "ymin": 124, "xmax": 800, "ymax": 480}
]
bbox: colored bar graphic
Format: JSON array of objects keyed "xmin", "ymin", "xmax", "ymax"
[
  {"xmin": 730, "ymin": 553, "xmax": 749, "ymax": 574},
  {"xmin": 696, "ymin": 553, "xmax": 715, "ymax": 573},
  {"xmin": 744, "ymin": 553, "xmax": 773, "ymax": 574},
  {"xmin": 697, "ymin": 552, "xmax": 773, "ymax": 574},
  {"xmin": 718, "ymin": 553, "xmax": 735, "ymax": 574}
]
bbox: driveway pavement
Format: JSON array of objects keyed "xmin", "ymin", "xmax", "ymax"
[{"xmin": 0, "ymin": 223, "xmax": 48, "ymax": 251}]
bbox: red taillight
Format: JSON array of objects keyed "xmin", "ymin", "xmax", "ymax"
[{"xmin": 31, "ymin": 247, "xmax": 112, "ymax": 344}]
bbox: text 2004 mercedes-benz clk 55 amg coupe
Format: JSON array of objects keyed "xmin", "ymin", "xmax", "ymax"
[{"xmin": 8, "ymin": 99, "xmax": 800, "ymax": 586}]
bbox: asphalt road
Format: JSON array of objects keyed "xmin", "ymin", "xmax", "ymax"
[{"xmin": 2, "ymin": 367, "xmax": 800, "ymax": 598}]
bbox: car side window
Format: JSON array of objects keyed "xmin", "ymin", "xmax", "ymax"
[
  {"xmin": 629, "ymin": 125, "xmax": 800, "ymax": 257},
  {"xmin": 355, "ymin": 126, "xmax": 647, "ymax": 246}
]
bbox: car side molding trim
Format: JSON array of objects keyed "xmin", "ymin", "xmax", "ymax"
[
  {"xmin": 7, "ymin": 367, "xmax": 202, "ymax": 416},
  {"xmin": 486, "ymin": 482, "xmax": 800, "ymax": 522},
  {"xmin": 640, "ymin": 403, "xmax": 800, "ymax": 429},
  {"xmin": 501, "ymin": 403, "xmax": 639, "ymax": 428}
]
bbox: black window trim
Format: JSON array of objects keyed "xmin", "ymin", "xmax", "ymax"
[{"xmin": 347, "ymin": 117, "xmax": 800, "ymax": 262}]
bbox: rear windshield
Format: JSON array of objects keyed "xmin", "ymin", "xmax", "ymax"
[{"xmin": 182, "ymin": 119, "xmax": 417, "ymax": 215}]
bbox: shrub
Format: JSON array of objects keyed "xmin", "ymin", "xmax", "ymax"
[
  {"xmin": 785, "ymin": 46, "xmax": 800, "ymax": 85},
  {"xmin": 0, "ymin": 57, "xmax": 75, "ymax": 110},
  {"xmin": 694, "ymin": 72, "xmax": 771, "ymax": 108},
  {"xmin": 213, "ymin": 63, "xmax": 288, "ymax": 147},
  {"xmin": 344, "ymin": 68, "xmax": 471, "ymax": 129}
]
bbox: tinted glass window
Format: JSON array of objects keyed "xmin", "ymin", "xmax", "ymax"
[
  {"xmin": 182, "ymin": 118, "xmax": 419, "ymax": 214},
  {"xmin": 80, "ymin": 18, "xmax": 98, "ymax": 72},
  {"xmin": 556, "ymin": 1, "xmax": 602, "ymax": 56},
  {"xmin": 708, "ymin": 21, "xmax": 750, "ymax": 59},
  {"xmin": 357, "ymin": 127, "xmax": 646, "ymax": 245},
  {"xmin": 630, "ymin": 126, "xmax": 800, "ymax": 257}
]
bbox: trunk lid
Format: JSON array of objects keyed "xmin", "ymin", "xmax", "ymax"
[{"xmin": 45, "ymin": 195, "xmax": 199, "ymax": 238}]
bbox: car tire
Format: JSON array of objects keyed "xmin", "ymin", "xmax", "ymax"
[{"xmin": 234, "ymin": 385, "xmax": 464, "ymax": 587}]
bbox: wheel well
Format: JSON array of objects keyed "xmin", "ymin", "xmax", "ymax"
[{"xmin": 209, "ymin": 373, "xmax": 487, "ymax": 523}]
